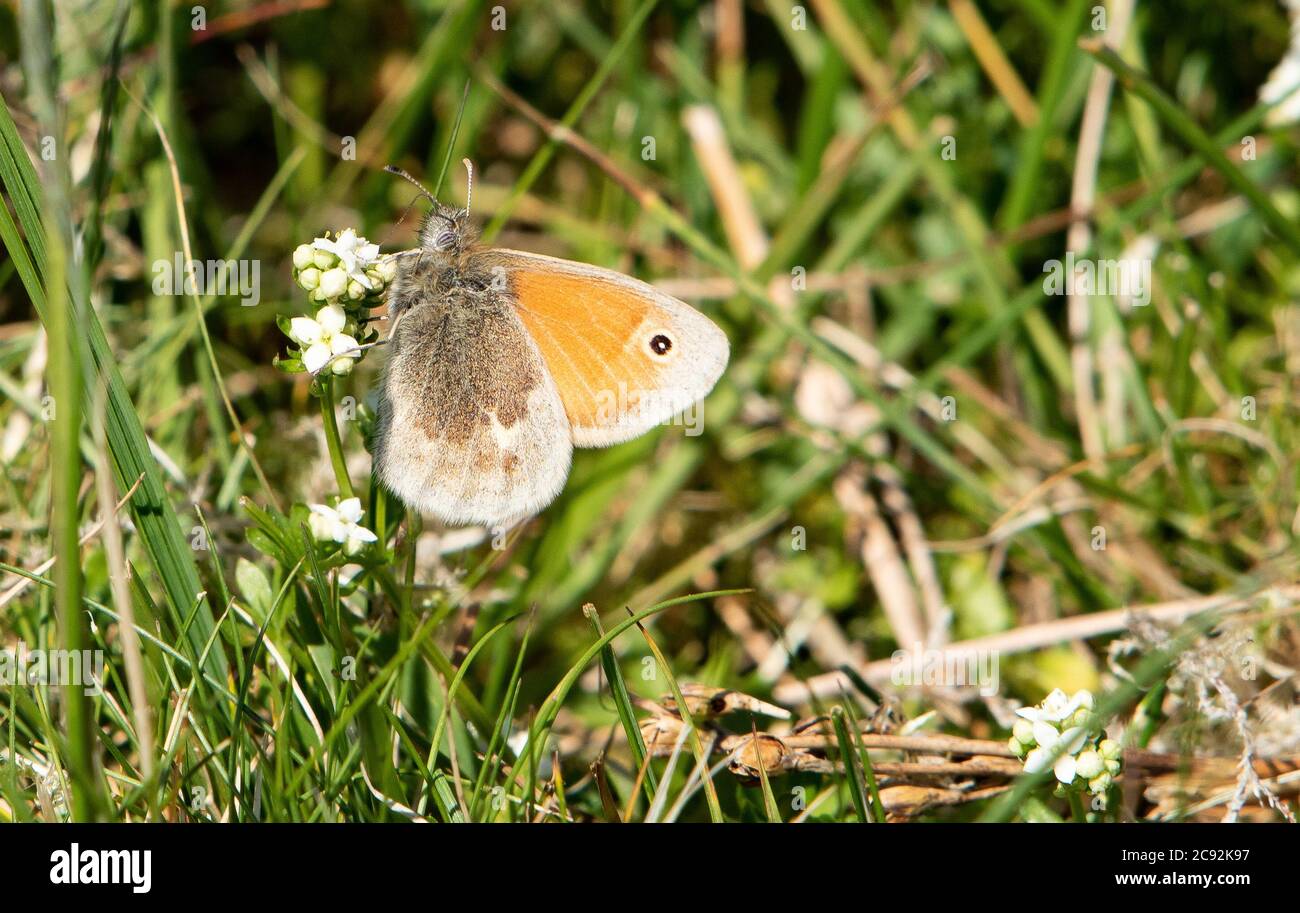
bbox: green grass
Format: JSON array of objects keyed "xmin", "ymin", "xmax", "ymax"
[{"xmin": 1, "ymin": 0, "xmax": 1299, "ymax": 823}]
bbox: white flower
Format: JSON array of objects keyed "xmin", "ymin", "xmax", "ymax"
[
  {"xmin": 307, "ymin": 506, "xmax": 338, "ymax": 542},
  {"xmin": 289, "ymin": 317, "xmax": 321, "ymax": 346},
  {"xmin": 308, "ymin": 498, "xmax": 379, "ymax": 555},
  {"xmin": 1015, "ymin": 689, "xmax": 1102, "ymax": 785},
  {"xmin": 312, "ymin": 229, "xmax": 381, "ymax": 290},
  {"xmin": 1023, "ymin": 726, "xmax": 1089, "ymax": 784},
  {"xmin": 316, "ymin": 304, "xmax": 347, "ymax": 335},
  {"xmin": 1014, "ymin": 687, "xmax": 1120, "ymax": 797},
  {"xmin": 288, "ymin": 305, "xmax": 360, "ymax": 374},
  {"xmin": 1015, "ymin": 688, "xmax": 1093, "ymax": 725},
  {"xmin": 294, "ymin": 229, "xmax": 387, "ymax": 302},
  {"xmin": 327, "ymin": 334, "xmax": 360, "ymax": 375}
]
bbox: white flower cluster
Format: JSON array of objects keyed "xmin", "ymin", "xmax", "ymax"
[
  {"xmin": 287, "ymin": 304, "xmax": 361, "ymax": 375},
  {"xmin": 282, "ymin": 228, "xmax": 394, "ymax": 377},
  {"xmin": 308, "ymin": 497, "xmax": 378, "ymax": 556},
  {"xmin": 292, "ymin": 229, "xmax": 396, "ymax": 306},
  {"xmin": 1008, "ymin": 689, "xmax": 1121, "ymax": 800}
]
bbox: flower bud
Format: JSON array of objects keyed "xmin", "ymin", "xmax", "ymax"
[
  {"xmin": 319, "ymin": 268, "xmax": 348, "ymax": 300},
  {"xmin": 347, "ymin": 279, "xmax": 366, "ymax": 300},
  {"xmin": 297, "ymin": 266, "xmax": 321, "ymax": 291},
  {"xmin": 313, "ymin": 249, "xmax": 336, "ymax": 270},
  {"xmin": 1099, "ymin": 739, "xmax": 1121, "ymax": 761},
  {"xmin": 1074, "ymin": 750, "xmax": 1104, "ymax": 780},
  {"xmin": 293, "ymin": 244, "xmax": 314, "ymax": 270},
  {"xmin": 1012, "ymin": 719, "xmax": 1035, "ymax": 746}
]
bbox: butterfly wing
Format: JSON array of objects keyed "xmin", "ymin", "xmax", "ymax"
[
  {"xmin": 476, "ymin": 249, "xmax": 729, "ymax": 448},
  {"xmin": 373, "ymin": 285, "xmax": 572, "ymax": 527}
]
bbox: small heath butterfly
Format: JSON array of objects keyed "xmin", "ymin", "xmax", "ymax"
[{"xmin": 373, "ymin": 162, "xmax": 729, "ymax": 528}]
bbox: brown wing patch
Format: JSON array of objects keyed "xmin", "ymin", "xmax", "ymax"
[
  {"xmin": 372, "ymin": 284, "xmax": 573, "ymax": 527},
  {"xmin": 392, "ymin": 299, "xmax": 542, "ymax": 445}
]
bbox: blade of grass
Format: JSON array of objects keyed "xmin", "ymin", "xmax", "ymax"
[
  {"xmin": 0, "ymin": 95, "xmax": 229, "ymax": 687},
  {"xmin": 1081, "ymin": 38, "xmax": 1300, "ymax": 254},
  {"xmin": 519, "ymin": 589, "xmax": 749, "ymax": 803},
  {"xmin": 630, "ymin": 613, "xmax": 724, "ymax": 822},
  {"xmin": 128, "ymin": 84, "xmax": 282, "ymax": 511},
  {"xmin": 584, "ymin": 603, "xmax": 658, "ymax": 804},
  {"xmin": 839, "ymin": 696, "xmax": 885, "ymax": 822},
  {"xmin": 753, "ymin": 724, "xmax": 782, "ymax": 823},
  {"xmin": 830, "ymin": 706, "xmax": 871, "ymax": 823},
  {"xmin": 21, "ymin": 0, "xmax": 107, "ymax": 820}
]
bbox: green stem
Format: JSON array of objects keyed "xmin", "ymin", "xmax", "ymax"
[
  {"xmin": 1068, "ymin": 789, "xmax": 1088, "ymax": 823},
  {"xmin": 371, "ymin": 475, "xmax": 387, "ymax": 546},
  {"xmin": 318, "ymin": 377, "xmax": 354, "ymax": 499}
]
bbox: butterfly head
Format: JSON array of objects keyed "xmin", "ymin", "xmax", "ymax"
[{"xmin": 419, "ymin": 203, "xmax": 476, "ymax": 259}]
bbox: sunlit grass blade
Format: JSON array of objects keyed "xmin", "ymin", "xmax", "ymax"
[
  {"xmin": 831, "ymin": 707, "xmax": 870, "ymax": 823},
  {"xmin": 0, "ymin": 95, "xmax": 229, "ymax": 688},
  {"xmin": 584, "ymin": 603, "xmax": 658, "ymax": 805}
]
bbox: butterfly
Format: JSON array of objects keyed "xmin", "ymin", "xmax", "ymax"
[{"xmin": 372, "ymin": 163, "xmax": 729, "ymax": 528}]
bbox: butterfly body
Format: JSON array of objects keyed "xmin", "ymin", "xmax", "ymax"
[{"xmin": 374, "ymin": 201, "xmax": 728, "ymax": 528}]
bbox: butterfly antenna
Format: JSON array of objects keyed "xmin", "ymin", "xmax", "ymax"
[
  {"xmin": 462, "ymin": 158, "xmax": 474, "ymax": 215},
  {"xmin": 392, "ymin": 191, "xmax": 428, "ymax": 230},
  {"xmin": 384, "ymin": 165, "xmax": 435, "ymax": 201}
]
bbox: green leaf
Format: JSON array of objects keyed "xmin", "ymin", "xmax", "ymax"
[{"xmin": 235, "ymin": 557, "xmax": 275, "ymax": 623}]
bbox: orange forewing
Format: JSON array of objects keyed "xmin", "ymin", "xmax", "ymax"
[{"xmin": 505, "ymin": 266, "xmax": 657, "ymax": 431}]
